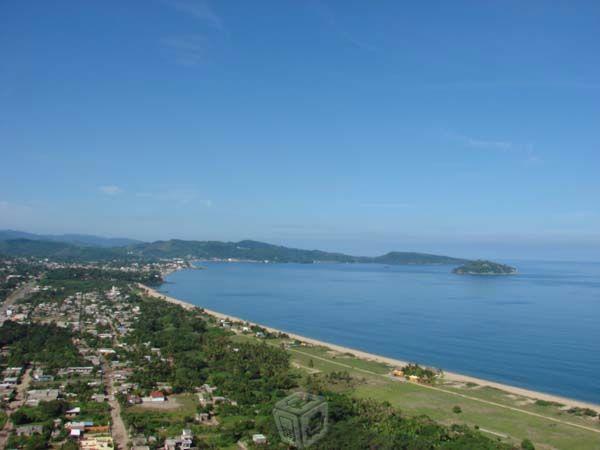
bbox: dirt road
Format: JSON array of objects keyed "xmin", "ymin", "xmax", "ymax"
[
  {"xmin": 0, "ymin": 281, "xmax": 35, "ymax": 325},
  {"xmin": 102, "ymin": 360, "xmax": 128, "ymax": 450}
]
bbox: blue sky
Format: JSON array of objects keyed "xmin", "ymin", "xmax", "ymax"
[{"xmin": 1, "ymin": 1, "xmax": 599, "ymax": 260}]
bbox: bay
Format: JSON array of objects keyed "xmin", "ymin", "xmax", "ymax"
[{"xmin": 159, "ymin": 260, "xmax": 600, "ymax": 404}]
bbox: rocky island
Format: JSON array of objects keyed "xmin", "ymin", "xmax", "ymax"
[{"xmin": 452, "ymin": 259, "xmax": 517, "ymax": 275}]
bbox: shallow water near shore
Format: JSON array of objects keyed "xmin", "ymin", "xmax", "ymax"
[{"xmin": 159, "ymin": 260, "xmax": 600, "ymax": 404}]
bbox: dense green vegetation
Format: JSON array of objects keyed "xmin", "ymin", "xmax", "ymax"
[
  {"xmin": 124, "ymin": 298, "xmax": 211, "ymax": 392},
  {"xmin": 401, "ymin": 364, "xmax": 439, "ymax": 383},
  {"xmin": 11, "ymin": 400, "xmax": 69, "ymax": 426},
  {"xmin": 7, "ymin": 432, "xmax": 50, "ymax": 450},
  {"xmin": 0, "ymin": 322, "xmax": 84, "ymax": 370},
  {"xmin": 453, "ymin": 260, "xmax": 517, "ymax": 275},
  {"xmin": 371, "ymin": 251, "xmax": 468, "ymax": 265},
  {"xmin": 45, "ymin": 267, "xmax": 162, "ymax": 285},
  {"xmin": 566, "ymin": 407, "xmax": 598, "ymax": 417},
  {"xmin": 119, "ymin": 292, "xmax": 529, "ymax": 448}
]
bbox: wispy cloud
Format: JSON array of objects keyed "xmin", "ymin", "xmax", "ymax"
[
  {"xmin": 464, "ymin": 137, "xmax": 513, "ymax": 151},
  {"xmin": 166, "ymin": 0, "xmax": 224, "ymax": 31},
  {"xmin": 136, "ymin": 188, "xmax": 211, "ymax": 206},
  {"xmin": 161, "ymin": 35, "xmax": 207, "ymax": 66},
  {"xmin": 99, "ymin": 185, "xmax": 122, "ymax": 195},
  {"xmin": 448, "ymin": 132, "xmax": 542, "ymax": 163},
  {"xmin": 160, "ymin": 1, "xmax": 226, "ymax": 67}
]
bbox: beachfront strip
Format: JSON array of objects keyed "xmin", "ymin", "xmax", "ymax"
[{"xmin": 0, "ymin": 258, "xmax": 599, "ymax": 449}]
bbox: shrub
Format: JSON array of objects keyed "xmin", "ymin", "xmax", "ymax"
[
  {"xmin": 534, "ymin": 399, "xmax": 563, "ymax": 408},
  {"xmin": 566, "ymin": 407, "xmax": 597, "ymax": 417},
  {"xmin": 521, "ymin": 438, "xmax": 535, "ymax": 450}
]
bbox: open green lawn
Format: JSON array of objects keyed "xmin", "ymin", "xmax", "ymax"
[
  {"xmin": 354, "ymin": 382, "xmax": 600, "ymax": 450},
  {"xmin": 287, "ymin": 344, "xmax": 392, "ymax": 375},
  {"xmin": 441, "ymin": 384, "xmax": 600, "ymax": 429},
  {"xmin": 250, "ymin": 335, "xmax": 600, "ymax": 450}
]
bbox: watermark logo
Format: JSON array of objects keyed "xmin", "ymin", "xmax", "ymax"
[{"xmin": 273, "ymin": 392, "xmax": 328, "ymax": 448}]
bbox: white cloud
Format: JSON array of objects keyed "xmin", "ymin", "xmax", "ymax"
[
  {"xmin": 448, "ymin": 132, "xmax": 542, "ymax": 163},
  {"xmin": 160, "ymin": 1, "xmax": 225, "ymax": 67},
  {"xmin": 464, "ymin": 137, "xmax": 513, "ymax": 151},
  {"xmin": 99, "ymin": 185, "xmax": 122, "ymax": 195}
]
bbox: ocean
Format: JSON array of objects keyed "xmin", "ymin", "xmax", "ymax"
[{"xmin": 159, "ymin": 260, "xmax": 600, "ymax": 404}]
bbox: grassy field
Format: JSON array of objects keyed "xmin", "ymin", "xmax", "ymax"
[{"xmin": 239, "ymin": 334, "xmax": 600, "ymax": 450}]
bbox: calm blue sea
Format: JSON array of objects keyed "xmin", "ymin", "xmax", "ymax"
[{"xmin": 159, "ymin": 260, "xmax": 600, "ymax": 404}]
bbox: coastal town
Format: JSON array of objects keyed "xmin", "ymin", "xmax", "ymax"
[
  {"xmin": 0, "ymin": 257, "xmax": 284, "ymax": 449},
  {"xmin": 0, "ymin": 256, "xmax": 599, "ymax": 450}
]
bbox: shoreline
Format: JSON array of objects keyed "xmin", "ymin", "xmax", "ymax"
[{"xmin": 138, "ymin": 283, "xmax": 600, "ymax": 411}]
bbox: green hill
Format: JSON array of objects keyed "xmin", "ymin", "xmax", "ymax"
[
  {"xmin": 0, "ymin": 229, "xmax": 141, "ymax": 247},
  {"xmin": 0, "ymin": 235, "xmax": 514, "ymax": 272},
  {"xmin": 452, "ymin": 260, "xmax": 517, "ymax": 275},
  {"xmin": 128, "ymin": 239, "xmax": 468, "ymax": 265},
  {"xmin": 371, "ymin": 251, "xmax": 468, "ymax": 265},
  {"xmin": 0, "ymin": 239, "xmax": 126, "ymax": 261}
]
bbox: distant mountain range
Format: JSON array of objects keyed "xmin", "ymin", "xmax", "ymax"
[
  {"xmin": 0, "ymin": 229, "xmax": 480, "ymax": 267},
  {"xmin": 0, "ymin": 238, "xmax": 124, "ymax": 260},
  {"xmin": 0, "ymin": 230, "xmax": 141, "ymax": 247},
  {"xmin": 127, "ymin": 239, "xmax": 469, "ymax": 265}
]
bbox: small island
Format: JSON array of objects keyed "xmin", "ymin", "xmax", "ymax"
[{"xmin": 452, "ymin": 259, "xmax": 517, "ymax": 275}]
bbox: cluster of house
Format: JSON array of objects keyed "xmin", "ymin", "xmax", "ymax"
[
  {"xmin": 101, "ymin": 258, "xmax": 190, "ymax": 278},
  {"xmin": 0, "ymin": 284, "xmax": 132, "ymax": 447},
  {"xmin": 1, "ymin": 302, "xmax": 32, "ymax": 324},
  {"xmin": 0, "ymin": 366, "xmax": 22, "ymax": 401},
  {"xmin": 391, "ymin": 368, "xmax": 433, "ymax": 383},
  {"xmin": 164, "ymin": 428, "xmax": 194, "ymax": 450},
  {"xmin": 218, "ymin": 318, "xmax": 275, "ymax": 340},
  {"xmin": 196, "ymin": 383, "xmax": 237, "ymax": 410},
  {"xmin": 11, "ymin": 415, "xmax": 113, "ymax": 450},
  {"xmin": 392, "ymin": 368, "xmax": 416, "ymax": 381},
  {"xmin": 0, "ymin": 261, "xmax": 272, "ymax": 449}
]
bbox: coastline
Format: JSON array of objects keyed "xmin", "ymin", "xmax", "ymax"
[{"xmin": 138, "ymin": 283, "xmax": 600, "ymax": 412}]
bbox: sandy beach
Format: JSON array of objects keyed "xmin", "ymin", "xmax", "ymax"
[{"xmin": 139, "ymin": 283, "xmax": 600, "ymax": 411}]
